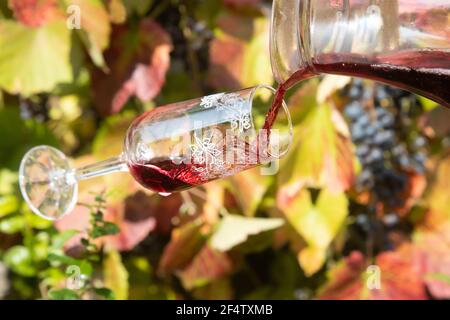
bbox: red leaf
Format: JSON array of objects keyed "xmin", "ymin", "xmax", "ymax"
[
  {"xmin": 105, "ymin": 192, "xmax": 157, "ymax": 251},
  {"xmin": 158, "ymin": 219, "xmax": 206, "ymax": 276},
  {"xmin": 178, "ymin": 245, "xmax": 235, "ymax": 290},
  {"xmin": 9, "ymin": 0, "xmax": 62, "ymax": 27},
  {"xmin": 318, "ymin": 246, "xmax": 427, "ymax": 300},
  {"xmin": 207, "ymin": 12, "xmax": 272, "ymax": 91},
  {"xmin": 414, "ymin": 222, "xmax": 450, "ymax": 299},
  {"xmin": 373, "ymin": 245, "xmax": 427, "ymax": 300},
  {"xmin": 91, "ymin": 18, "xmax": 172, "ymax": 116},
  {"xmin": 55, "ymin": 192, "xmax": 158, "ymax": 252},
  {"xmin": 317, "ymin": 251, "xmax": 366, "ymax": 300}
]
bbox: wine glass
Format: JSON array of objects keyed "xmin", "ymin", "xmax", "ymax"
[{"xmin": 19, "ymin": 85, "xmax": 292, "ymax": 221}]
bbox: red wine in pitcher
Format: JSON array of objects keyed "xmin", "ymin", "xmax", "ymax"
[{"xmin": 264, "ymin": 49, "xmax": 450, "ymax": 130}]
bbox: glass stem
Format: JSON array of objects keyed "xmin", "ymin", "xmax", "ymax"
[{"xmin": 75, "ymin": 154, "xmax": 128, "ymax": 181}]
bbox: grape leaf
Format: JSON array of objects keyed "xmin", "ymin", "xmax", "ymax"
[
  {"xmin": 0, "ymin": 20, "xmax": 72, "ymax": 95},
  {"xmin": 107, "ymin": 0, "xmax": 127, "ymax": 24},
  {"xmin": 103, "ymin": 249, "xmax": 129, "ymax": 300},
  {"xmin": 228, "ymin": 167, "xmax": 272, "ymax": 217},
  {"xmin": 424, "ymin": 155, "xmax": 450, "ymax": 227},
  {"xmin": 278, "ymin": 82, "xmax": 357, "ymax": 195},
  {"xmin": 55, "ymin": 190, "xmax": 156, "ymax": 252},
  {"xmin": 94, "ymin": 287, "xmax": 115, "ymax": 300},
  {"xmin": 0, "ymin": 108, "xmax": 58, "ymax": 169},
  {"xmin": 4, "ymin": 245, "xmax": 37, "ymax": 277},
  {"xmin": 122, "ymin": 0, "xmax": 153, "ymax": 17},
  {"xmin": 64, "ymin": 0, "xmax": 111, "ymax": 68},
  {"xmin": 317, "ymin": 246, "xmax": 427, "ymax": 300},
  {"xmin": 0, "ymin": 195, "xmax": 19, "ymax": 218},
  {"xmin": 210, "ymin": 214, "xmax": 284, "ymax": 252},
  {"xmin": 414, "ymin": 222, "xmax": 450, "ymax": 299},
  {"xmin": 90, "ymin": 18, "xmax": 172, "ymax": 116},
  {"xmin": 48, "ymin": 288, "xmax": 80, "ymax": 300},
  {"xmin": 191, "ymin": 278, "xmax": 234, "ymax": 300},
  {"xmin": 208, "ymin": 10, "xmax": 272, "ymax": 91},
  {"xmin": 9, "ymin": 0, "xmax": 62, "ymax": 28},
  {"xmin": 158, "ymin": 219, "xmax": 206, "ymax": 275},
  {"xmin": 421, "ymin": 107, "xmax": 450, "ymax": 138},
  {"xmin": 106, "ymin": 192, "xmax": 156, "ymax": 251},
  {"xmin": 178, "ymin": 245, "xmax": 234, "ymax": 290},
  {"xmin": 279, "ymin": 188, "xmax": 348, "ymax": 276}
]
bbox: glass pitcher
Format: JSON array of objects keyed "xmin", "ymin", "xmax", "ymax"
[{"xmin": 270, "ymin": 0, "xmax": 450, "ymax": 107}]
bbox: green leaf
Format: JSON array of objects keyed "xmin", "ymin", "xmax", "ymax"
[
  {"xmin": 48, "ymin": 288, "xmax": 80, "ymax": 300},
  {"xmin": 48, "ymin": 253, "xmax": 79, "ymax": 266},
  {"xmin": 228, "ymin": 168, "xmax": 272, "ymax": 217},
  {"xmin": 0, "ymin": 20, "xmax": 72, "ymax": 95},
  {"xmin": 191, "ymin": 278, "xmax": 233, "ymax": 300},
  {"xmin": 0, "ymin": 215, "xmax": 25, "ymax": 234},
  {"xmin": 23, "ymin": 207, "xmax": 53, "ymax": 230},
  {"xmin": 419, "ymin": 96, "xmax": 439, "ymax": 111},
  {"xmin": 64, "ymin": 0, "xmax": 111, "ymax": 68},
  {"xmin": 210, "ymin": 215, "xmax": 283, "ymax": 252},
  {"xmin": 281, "ymin": 189, "xmax": 348, "ymax": 276},
  {"xmin": 427, "ymin": 273, "xmax": 450, "ymax": 285},
  {"xmin": 0, "ymin": 108, "xmax": 58, "ymax": 169},
  {"xmin": 0, "ymin": 195, "xmax": 19, "ymax": 218},
  {"xmin": 285, "ymin": 189, "xmax": 348, "ymax": 248},
  {"xmin": 0, "ymin": 169, "xmax": 18, "ymax": 194},
  {"xmin": 51, "ymin": 230, "xmax": 79, "ymax": 250},
  {"xmin": 103, "ymin": 250, "xmax": 128, "ymax": 300},
  {"xmin": 48, "ymin": 253, "xmax": 93, "ymax": 277},
  {"xmin": 79, "ymin": 260, "xmax": 93, "ymax": 276},
  {"xmin": 123, "ymin": 0, "xmax": 153, "ymax": 17},
  {"xmin": 4, "ymin": 246, "xmax": 37, "ymax": 277},
  {"xmin": 91, "ymin": 221, "xmax": 120, "ymax": 239},
  {"xmin": 278, "ymin": 83, "xmax": 356, "ymax": 194},
  {"xmin": 32, "ymin": 232, "xmax": 50, "ymax": 261},
  {"xmin": 94, "ymin": 287, "xmax": 115, "ymax": 300}
]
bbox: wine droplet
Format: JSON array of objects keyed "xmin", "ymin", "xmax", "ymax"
[{"xmin": 159, "ymin": 192, "xmax": 172, "ymax": 197}]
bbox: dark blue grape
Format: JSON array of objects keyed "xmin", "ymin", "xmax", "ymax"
[
  {"xmin": 343, "ymin": 81, "xmax": 427, "ymax": 209},
  {"xmin": 344, "ymin": 101, "xmax": 364, "ymax": 120},
  {"xmin": 373, "ymin": 131, "xmax": 396, "ymax": 149}
]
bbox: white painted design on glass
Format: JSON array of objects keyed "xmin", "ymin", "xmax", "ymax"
[
  {"xmin": 190, "ymin": 133, "xmax": 224, "ymax": 179},
  {"xmin": 200, "ymin": 92, "xmax": 252, "ymax": 133}
]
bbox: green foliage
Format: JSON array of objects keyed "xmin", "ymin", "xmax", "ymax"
[
  {"xmin": 210, "ymin": 215, "xmax": 283, "ymax": 252},
  {"xmin": 0, "ymin": 21, "xmax": 72, "ymax": 95}
]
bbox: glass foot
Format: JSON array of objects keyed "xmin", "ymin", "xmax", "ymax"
[{"xmin": 19, "ymin": 146, "xmax": 77, "ymax": 220}]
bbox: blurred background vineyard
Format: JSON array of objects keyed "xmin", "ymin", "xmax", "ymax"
[{"xmin": 1, "ymin": 0, "xmax": 450, "ymax": 300}]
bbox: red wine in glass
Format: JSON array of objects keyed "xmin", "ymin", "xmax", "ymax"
[{"xmin": 128, "ymin": 158, "xmax": 201, "ymax": 194}]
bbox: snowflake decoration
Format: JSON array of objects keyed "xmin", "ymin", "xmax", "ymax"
[
  {"xmin": 190, "ymin": 132, "xmax": 224, "ymax": 178},
  {"xmin": 227, "ymin": 106, "xmax": 252, "ymax": 132},
  {"xmin": 136, "ymin": 142, "xmax": 153, "ymax": 161},
  {"xmin": 200, "ymin": 93, "xmax": 225, "ymax": 109},
  {"xmin": 200, "ymin": 92, "xmax": 253, "ymax": 133}
]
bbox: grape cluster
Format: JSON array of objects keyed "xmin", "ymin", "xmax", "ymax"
[
  {"xmin": 157, "ymin": 3, "xmax": 213, "ymax": 74},
  {"xmin": 343, "ymin": 80, "xmax": 427, "ymax": 208},
  {"xmin": 19, "ymin": 95, "xmax": 49, "ymax": 122}
]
